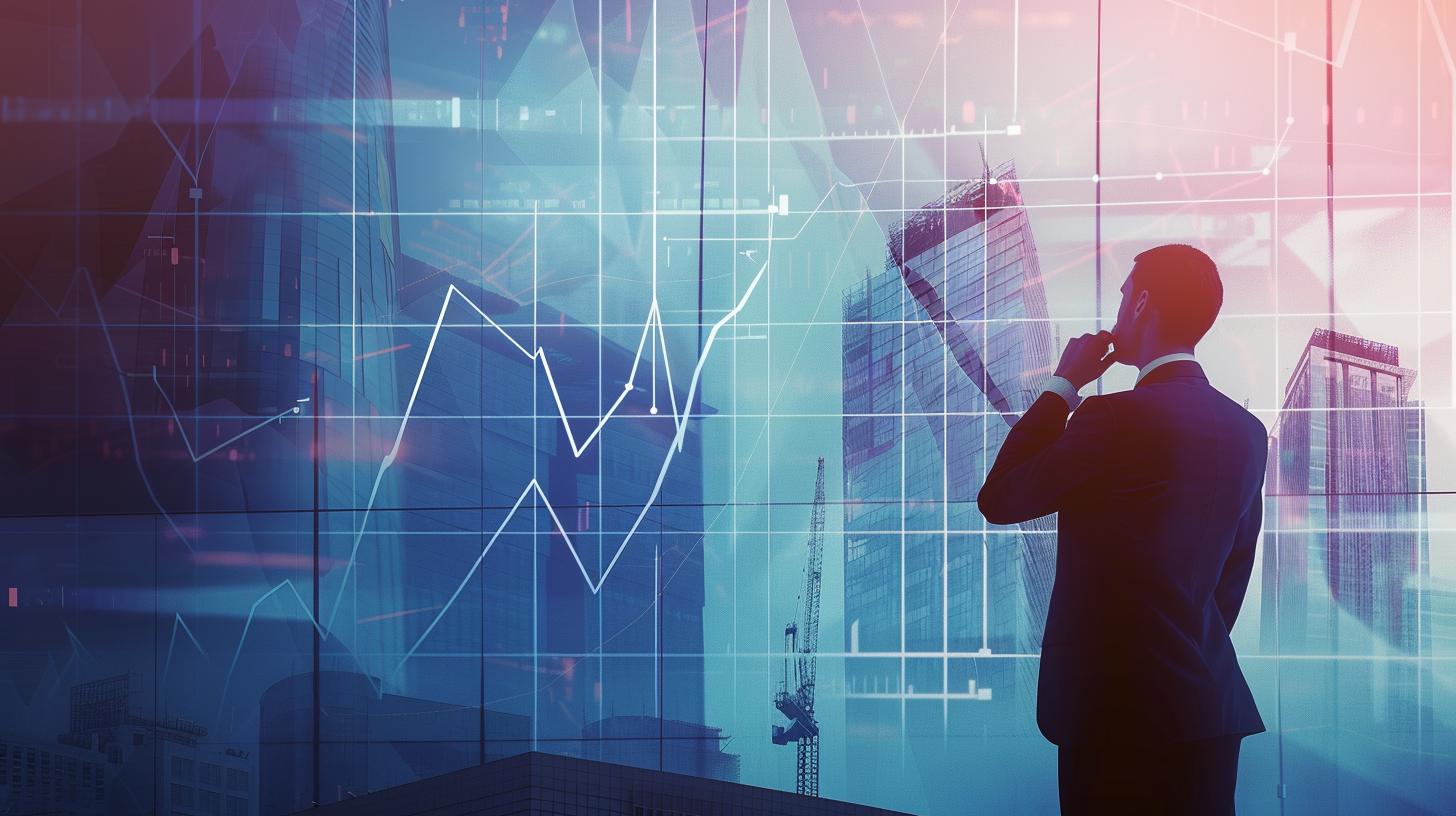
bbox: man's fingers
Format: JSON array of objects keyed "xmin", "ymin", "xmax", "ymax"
[
  {"xmin": 1070, "ymin": 332, "xmax": 1114, "ymax": 353},
  {"xmin": 1055, "ymin": 331, "xmax": 1119, "ymax": 388}
]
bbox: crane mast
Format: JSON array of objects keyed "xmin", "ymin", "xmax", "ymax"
[{"xmin": 772, "ymin": 457, "xmax": 826, "ymax": 796}]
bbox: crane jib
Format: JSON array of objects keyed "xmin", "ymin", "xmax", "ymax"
[{"xmin": 771, "ymin": 457, "xmax": 827, "ymax": 797}]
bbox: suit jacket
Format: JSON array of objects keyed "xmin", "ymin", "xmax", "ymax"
[{"xmin": 978, "ymin": 361, "xmax": 1267, "ymax": 748}]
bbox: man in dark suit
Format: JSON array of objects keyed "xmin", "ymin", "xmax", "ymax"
[{"xmin": 978, "ymin": 244, "xmax": 1266, "ymax": 815}]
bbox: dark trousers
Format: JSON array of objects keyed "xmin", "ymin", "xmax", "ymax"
[{"xmin": 1057, "ymin": 734, "xmax": 1243, "ymax": 816}]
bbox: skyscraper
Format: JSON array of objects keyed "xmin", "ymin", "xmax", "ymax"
[
  {"xmin": 840, "ymin": 161, "xmax": 1056, "ymax": 814},
  {"xmin": 1259, "ymin": 328, "xmax": 1431, "ymax": 766},
  {"xmin": 186, "ymin": 0, "xmax": 408, "ymax": 678},
  {"xmin": 1260, "ymin": 328, "xmax": 1429, "ymax": 655}
]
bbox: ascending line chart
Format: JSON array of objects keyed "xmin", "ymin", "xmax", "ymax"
[
  {"xmin": 108, "ymin": 180, "xmax": 849, "ymax": 728},
  {"xmin": 9, "ymin": 227, "xmax": 777, "ymax": 725},
  {"xmin": 201, "ymin": 256, "xmax": 767, "ymax": 726}
]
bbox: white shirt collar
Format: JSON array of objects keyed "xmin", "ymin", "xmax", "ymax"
[{"xmin": 1135, "ymin": 352, "xmax": 1197, "ymax": 385}]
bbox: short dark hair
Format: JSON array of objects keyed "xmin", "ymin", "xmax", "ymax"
[{"xmin": 1129, "ymin": 244, "xmax": 1223, "ymax": 346}]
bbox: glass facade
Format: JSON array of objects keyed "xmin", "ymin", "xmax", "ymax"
[
  {"xmin": 1260, "ymin": 328, "xmax": 1435, "ymax": 787},
  {"xmin": 841, "ymin": 163, "xmax": 1057, "ymax": 815}
]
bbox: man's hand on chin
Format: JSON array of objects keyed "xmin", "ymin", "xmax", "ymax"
[{"xmin": 1054, "ymin": 330, "xmax": 1118, "ymax": 391}]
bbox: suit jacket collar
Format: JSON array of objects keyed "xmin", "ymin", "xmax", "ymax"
[{"xmin": 1134, "ymin": 359, "xmax": 1207, "ymax": 388}]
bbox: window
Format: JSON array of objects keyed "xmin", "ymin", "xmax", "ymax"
[
  {"xmin": 171, "ymin": 756, "xmax": 194, "ymax": 781},
  {"xmin": 199, "ymin": 762, "xmax": 221, "ymax": 787},
  {"xmin": 225, "ymin": 795, "xmax": 246, "ymax": 816},
  {"xmin": 199, "ymin": 789, "xmax": 221, "ymax": 815},
  {"xmin": 226, "ymin": 768, "xmax": 248, "ymax": 792},
  {"xmin": 170, "ymin": 783, "xmax": 194, "ymax": 808}
]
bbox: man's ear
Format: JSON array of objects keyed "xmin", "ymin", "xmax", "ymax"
[{"xmin": 1124, "ymin": 289, "xmax": 1147, "ymax": 322}]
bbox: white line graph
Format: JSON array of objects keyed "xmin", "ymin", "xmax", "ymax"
[
  {"xmin": 8, "ymin": 74, "xmax": 840, "ymax": 721},
  {"xmin": 322, "ymin": 270, "xmax": 724, "ymax": 632},
  {"xmin": 8, "ymin": 231, "xmax": 764, "ymax": 637},
  {"xmin": 318, "ymin": 181, "xmax": 857, "ymax": 634},
  {"xmin": 193, "ymin": 255, "xmax": 770, "ymax": 720},
  {"xmin": 391, "ymin": 257, "xmax": 765, "ymax": 674},
  {"xmin": 3, "ymin": 255, "xmax": 760, "ymax": 716}
]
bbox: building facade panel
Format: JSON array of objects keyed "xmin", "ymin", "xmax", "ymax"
[{"xmin": 840, "ymin": 162, "xmax": 1055, "ymax": 815}]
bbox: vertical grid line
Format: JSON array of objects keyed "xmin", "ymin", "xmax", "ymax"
[
  {"xmin": 1094, "ymin": 0, "xmax": 1103, "ymax": 401},
  {"xmin": 941, "ymin": 0, "xmax": 950, "ymax": 732},
  {"xmin": 1272, "ymin": 1, "xmax": 1286, "ymax": 812},
  {"xmin": 532, "ymin": 202, "xmax": 539, "ymax": 749},
  {"xmin": 598, "ymin": 0, "xmax": 607, "ymax": 749}
]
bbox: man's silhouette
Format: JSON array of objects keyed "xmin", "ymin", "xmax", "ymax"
[{"xmin": 978, "ymin": 245, "xmax": 1265, "ymax": 815}]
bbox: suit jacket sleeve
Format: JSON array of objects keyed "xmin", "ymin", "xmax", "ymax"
[
  {"xmin": 977, "ymin": 392, "xmax": 1117, "ymax": 525},
  {"xmin": 1216, "ymin": 491, "xmax": 1263, "ymax": 632}
]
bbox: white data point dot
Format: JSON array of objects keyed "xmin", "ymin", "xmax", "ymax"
[
  {"xmin": 650, "ymin": 406, "xmax": 658, "ymax": 415},
  {"xmin": 1286, "ymin": 116, "xmax": 1294, "ymax": 125},
  {"xmin": 1092, "ymin": 174, "xmax": 1100, "ymax": 183},
  {"xmin": 1155, "ymin": 172, "xmax": 1163, "ymax": 181},
  {"xmin": 1262, "ymin": 167, "xmax": 1271, "ymax": 175}
]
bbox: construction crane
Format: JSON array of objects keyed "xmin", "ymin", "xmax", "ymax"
[{"xmin": 772, "ymin": 457, "xmax": 826, "ymax": 797}]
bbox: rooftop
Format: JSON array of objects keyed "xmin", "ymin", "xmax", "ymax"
[{"xmin": 293, "ymin": 750, "xmax": 915, "ymax": 816}]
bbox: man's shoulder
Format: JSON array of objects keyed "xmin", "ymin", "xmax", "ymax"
[
  {"xmin": 1194, "ymin": 382, "xmax": 1269, "ymax": 439},
  {"xmin": 1088, "ymin": 380, "xmax": 1267, "ymax": 437}
]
